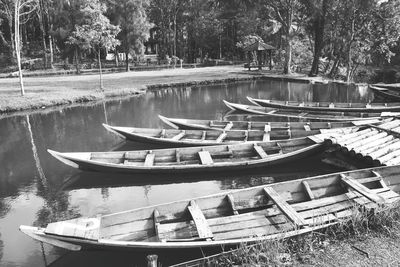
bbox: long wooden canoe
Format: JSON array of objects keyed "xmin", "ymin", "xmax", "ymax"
[
  {"xmin": 223, "ymin": 100, "xmax": 400, "ymax": 121},
  {"xmin": 370, "ymin": 85, "xmax": 400, "ymax": 102},
  {"xmin": 371, "ymin": 83, "xmax": 400, "ymax": 90},
  {"xmin": 159, "ymin": 115, "xmax": 383, "ymax": 131},
  {"xmin": 47, "ymin": 133, "xmax": 348, "ymax": 174},
  {"xmin": 103, "ymin": 123, "xmax": 354, "ymax": 146},
  {"xmin": 247, "ymin": 96, "xmax": 400, "ymax": 112},
  {"xmin": 20, "ymin": 165, "xmax": 400, "ymax": 251}
]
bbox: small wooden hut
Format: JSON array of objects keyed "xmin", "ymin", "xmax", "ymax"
[{"xmin": 243, "ymin": 41, "xmax": 276, "ymax": 70}]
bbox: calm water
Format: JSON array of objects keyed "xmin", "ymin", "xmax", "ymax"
[{"xmin": 0, "ymin": 79, "xmax": 373, "ymax": 266}]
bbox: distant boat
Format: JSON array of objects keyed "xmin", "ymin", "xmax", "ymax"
[
  {"xmin": 223, "ymin": 100, "xmax": 400, "ymax": 121},
  {"xmin": 47, "ymin": 132, "xmax": 348, "ymax": 174},
  {"xmin": 158, "ymin": 115, "xmax": 380, "ymax": 131},
  {"xmin": 247, "ymin": 96, "xmax": 400, "ymax": 112},
  {"xmin": 370, "ymin": 85, "xmax": 400, "ymax": 102},
  {"xmin": 371, "ymin": 83, "xmax": 400, "ymax": 90},
  {"xmin": 103, "ymin": 123, "xmax": 353, "ymax": 146},
  {"xmin": 20, "ymin": 165, "xmax": 400, "ymax": 251}
]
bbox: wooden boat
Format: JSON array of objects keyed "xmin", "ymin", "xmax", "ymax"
[
  {"xmin": 223, "ymin": 100, "xmax": 400, "ymax": 121},
  {"xmin": 371, "ymin": 83, "xmax": 400, "ymax": 90},
  {"xmin": 103, "ymin": 123, "xmax": 354, "ymax": 146},
  {"xmin": 46, "ymin": 132, "xmax": 349, "ymax": 174},
  {"xmin": 247, "ymin": 96, "xmax": 400, "ymax": 112},
  {"xmin": 158, "ymin": 115, "xmax": 381, "ymax": 132},
  {"xmin": 370, "ymin": 85, "xmax": 400, "ymax": 102},
  {"xmin": 20, "ymin": 165, "xmax": 400, "ymax": 251}
]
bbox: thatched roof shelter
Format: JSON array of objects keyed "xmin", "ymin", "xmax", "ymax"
[
  {"xmin": 243, "ymin": 41, "xmax": 276, "ymax": 70},
  {"xmin": 243, "ymin": 41, "xmax": 276, "ymax": 51}
]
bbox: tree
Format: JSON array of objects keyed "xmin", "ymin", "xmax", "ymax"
[
  {"xmin": 13, "ymin": 0, "xmax": 38, "ymax": 95},
  {"xmin": 110, "ymin": 0, "xmax": 152, "ymax": 71},
  {"xmin": 263, "ymin": 0, "xmax": 302, "ymax": 74},
  {"xmin": 68, "ymin": 0, "xmax": 120, "ymax": 90},
  {"xmin": 302, "ymin": 0, "xmax": 329, "ymax": 77}
]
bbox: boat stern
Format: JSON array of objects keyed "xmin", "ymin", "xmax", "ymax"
[
  {"xmin": 47, "ymin": 149, "xmax": 91, "ymax": 169},
  {"xmin": 19, "ymin": 225, "xmax": 83, "ymax": 251}
]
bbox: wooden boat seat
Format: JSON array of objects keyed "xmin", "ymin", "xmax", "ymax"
[
  {"xmin": 171, "ymin": 131, "xmax": 186, "ymax": 141},
  {"xmin": 198, "ymin": 151, "xmax": 213, "ymax": 165},
  {"xmin": 254, "ymin": 144, "xmax": 268, "ymax": 158},
  {"xmin": 340, "ymin": 174, "xmax": 386, "ymax": 205}
]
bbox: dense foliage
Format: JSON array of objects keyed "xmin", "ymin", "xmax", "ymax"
[{"xmin": 0, "ymin": 0, "xmax": 399, "ymax": 81}]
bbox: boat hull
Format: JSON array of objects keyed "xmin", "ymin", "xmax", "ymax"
[{"xmin": 247, "ymin": 96, "xmax": 400, "ymax": 112}]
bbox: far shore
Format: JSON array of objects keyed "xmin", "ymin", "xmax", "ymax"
[{"xmin": 0, "ymin": 65, "xmax": 330, "ymax": 117}]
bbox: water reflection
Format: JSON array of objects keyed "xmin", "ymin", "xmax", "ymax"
[{"xmin": 0, "ymin": 79, "xmax": 374, "ymax": 266}]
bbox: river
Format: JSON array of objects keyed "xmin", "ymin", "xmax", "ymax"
[{"xmin": 0, "ymin": 79, "xmax": 372, "ymax": 266}]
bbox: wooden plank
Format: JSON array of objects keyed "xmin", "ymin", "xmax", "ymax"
[
  {"xmin": 175, "ymin": 149, "xmax": 181, "ymax": 163},
  {"xmin": 188, "ymin": 200, "xmax": 213, "ymax": 239},
  {"xmin": 224, "ymin": 122, "xmax": 233, "ymax": 131},
  {"xmin": 263, "ymin": 125, "xmax": 270, "ymax": 142},
  {"xmin": 198, "ymin": 151, "xmax": 213, "ymax": 165},
  {"xmin": 371, "ymin": 171, "xmax": 388, "ymax": 188},
  {"xmin": 153, "ymin": 209, "xmax": 161, "ymax": 241},
  {"xmin": 216, "ymin": 132, "xmax": 227, "ymax": 143},
  {"xmin": 298, "ymin": 112, "xmax": 308, "ymax": 117},
  {"xmin": 144, "ymin": 152, "xmax": 155, "ymax": 166},
  {"xmin": 254, "ymin": 144, "xmax": 268, "ymax": 159},
  {"xmin": 263, "ymin": 187, "xmax": 308, "ymax": 227},
  {"xmin": 244, "ymin": 131, "xmax": 249, "ymax": 142},
  {"xmin": 171, "ymin": 130, "xmax": 186, "ymax": 141},
  {"xmin": 226, "ymin": 193, "xmax": 239, "ymax": 215},
  {"xmin": 201, "ymin": 131, "xmax": 206, "ymax": 141},
  {"xmin": 302, "ymin": 181, "xmax": 315, "ymax": 200},
  {"xmin": 340, "ymin": 174, "xmax": 386, "ymax": 204},
  {"xmin": 160, "ymin": 129, "xmax": 166, "ymax": 138},
  {"xmin": 247, "ymin": 121, "xmax": 252, "ymax": 131}
]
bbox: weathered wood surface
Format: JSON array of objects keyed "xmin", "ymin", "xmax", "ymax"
[
  {"xmin": 21, "ymin": 165, "xmax": 400, "ymax": 252},
  {"xmin": 247, "ymin": 96, "xmax": 400, "ymax": 112}
]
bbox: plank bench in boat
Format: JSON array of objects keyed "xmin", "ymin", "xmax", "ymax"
[{"xmin": 20, "ymin": 165, "xmax": 400, "ymax": 251}]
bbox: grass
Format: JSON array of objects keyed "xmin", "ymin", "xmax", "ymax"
[
  {"xmin": 209, "ymin": 203, "xmax": 400, "ymax": 266},
  {"xmin": 0, "ymin": 66, "xmax": 325, "ymax": 116}
]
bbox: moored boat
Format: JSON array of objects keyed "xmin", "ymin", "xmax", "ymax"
[
  {"xmin": 158, "ymin": 115, "xmax": 381, "ymax": 131},
  {"xmin": 371, "ymin": 83, "xmax": 400, "ymax": 90},
  {"xmin": 247, "ymin": 96, "xmax": 400, "ymax": 112},
  {"xmin": 46, "ymin": 132, "xmax": 349, "ymax": 174},
  {"xmin": 103, "ymin": 123, "xmax": 353, "ymax": 146},
  {"xmin": 20, "ymin": 165, "xmax": 400, "ymax": 251},
  {"xmin": 370, "ymin": 85, "xmax": 400, "ymax": 102},
  {"xmin": 223, "ymin": 100, "xmax": 400, "ymax": 121}
]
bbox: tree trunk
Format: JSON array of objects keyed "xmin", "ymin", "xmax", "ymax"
[
  {"xmin": 309, "ymin": 0, "xmax": 328, "ymax": 77},
  {"xmin": 49, "ymin": 35, "xmax": 54, "ymax": 68},
  {"xmin": 98, "ymin": 48, "xmax": 103, "ymax": 91},
  {"xmin": 346, "ymin": 12, "xmax": 355, "ymax": 82},
  {"xmin": 38, "ymin": 0, "xmax": 47, "ymax": 69},
  {"xmin": 283, "ymin": 3, "xmax": 293, "ymax": 75},
  {"xmin": 8, "ymin": 20, "xmax": 16, "ymax": 64},
  {"xmin": 125, "ymin": 51, "xmax": 129, "ymax": 71},
  {"xmin": 74, "ymin": 46, "xmax": 80, "ymax": 74},
  {"xmin": 14, "ymin": 1, "xmax": 24, "ymax": 96}
]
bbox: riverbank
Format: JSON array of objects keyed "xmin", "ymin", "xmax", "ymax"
[
  {"xmin": 172, "ymin": 205, "xmax": 400, "ymax": 266},
  {"xmin": 0, "ymin": 65, "xmax": 328, "ymax": 117}
]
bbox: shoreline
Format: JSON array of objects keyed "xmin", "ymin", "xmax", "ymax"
[{"xmin": 0, "ymin": 66, "xmax": 331, "ymax": 118}]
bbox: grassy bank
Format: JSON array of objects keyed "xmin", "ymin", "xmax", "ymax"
[
  {"xmin": 177, "ymin": 204, "xmax": 400, "ymax": 266},
  {"xmin": 0, "ymin": 66, "xmax": 326, "ymax": 117}
]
